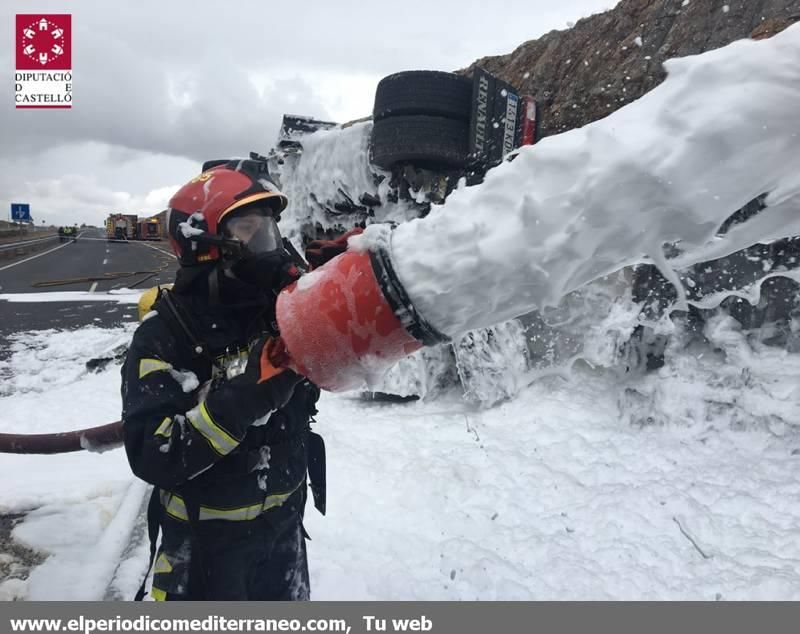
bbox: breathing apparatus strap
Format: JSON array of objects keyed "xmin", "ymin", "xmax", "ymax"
[
  {"xmin": 307, "ymin": 431, "xmax": 326, "ymax": 516},
  {"xmin": 208, "ymin": 266, "xmax": 221, "ymax": 307},
  {"xmin": 158, "ymin": 289, "xmax": 223, "ymax": 373},
  {"xmin": 281, "ymin": 238, "xmax": 310, "ymax": 273}
]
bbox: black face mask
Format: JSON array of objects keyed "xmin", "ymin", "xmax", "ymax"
[{"xmin": 231, "ymin": 250, "xmax": 292, "ymax": 293}]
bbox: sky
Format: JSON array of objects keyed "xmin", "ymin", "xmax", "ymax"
[{"xmin": 0, "ymin": 0, "xmax": 618, "ymax": 227}]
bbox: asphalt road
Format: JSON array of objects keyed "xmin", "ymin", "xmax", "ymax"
[
  {"xmin": 0, "ymin": 229, "xmax": 178, "ymax": 358},
  {"xmin": 0, "ymin": 232, "xmax": 176, "ymax": 592}
]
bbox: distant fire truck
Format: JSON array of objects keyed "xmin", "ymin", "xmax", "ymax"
[
  {"xmin": 106, "ymin": 214, "xmax": 161, "ymax": 241},
  {"xmin": 137, "ymin": 217, "xmax": 162, "ymax": 241}
]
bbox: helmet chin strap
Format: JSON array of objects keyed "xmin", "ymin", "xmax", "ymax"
[{"xmin": 192, "ymin": 232, "xmax": 245, "ymax": 258}]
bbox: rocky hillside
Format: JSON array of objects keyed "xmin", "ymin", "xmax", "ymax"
[{"xmin": 464, "ymin": 0, "xmax": 800, "ymax": 139}]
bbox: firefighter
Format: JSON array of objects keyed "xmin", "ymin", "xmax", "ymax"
[{"xmin": 121, "ymin": 158, "xmax": 324, "ymax": 601}]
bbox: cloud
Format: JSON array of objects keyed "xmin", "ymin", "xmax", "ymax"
[
  {"xmin": 0, "ymin": 143, "xmax": 195, "ymax": 226},
  {"xmin": 2, "ymin": 38, "xmax": 328, "ymax": 162},
  {"xmin": 0, "ymin": 0, "xmax": 617, "ymax": 227},
  {"xmin": 1, "ymin": 171, "xmax": 181, "ymax": 227},
  {"xmin": 1, "ymin": 0, "xmax": 618, "ymax": 164}
]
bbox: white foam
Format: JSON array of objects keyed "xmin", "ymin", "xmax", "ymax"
[{"xmin": 390, "ymin": 25, "xmax": 800, "ymax": 337}]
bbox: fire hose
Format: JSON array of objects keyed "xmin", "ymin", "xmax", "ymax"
[
  {"xmin": 0, "ymin": 421, "xmax": 123, "ymax": 454},
  {"xmin": 31, "ymin": 269, "xmax": 163, "ymax": 288},
  {"xmin": 30, "ymin": 243, "xmax": 172, "ymax": 289},
  {"xmin": 31, "ymin": 271, "xmax": 162, "ymax": 289}
]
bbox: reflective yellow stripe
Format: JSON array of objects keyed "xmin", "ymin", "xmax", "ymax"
[
  {"xmin": 186, "ymin": 402, "xmax": 240, "ymax": 456},
  {"xmin": 159, "ymin": 490, "xmax": 189, "ymax": 522},
  {"xmin": 161, "ymin": 484, "xmax": 301, "ymax": 523},
  {"xmin": 198, "ymin": 500, "xmax": 266, "ymax": 522},
  {"xmin": 198, "ymin": 486, "xmax": 299, "ymax": 522},
  {"xmin": 153, "ymin": 553, "xmax": 173, "ymax": 575},
  {"xmin": 139, "ymin": 358, "xmax": 172, "ymax": 379},
  {"xmin": 154, "ymin": 417, "xmax": 173, "ymax": 438},
  {"xmin": 151, "ymin": 587, "xmax": 167, "ymax": 602}
]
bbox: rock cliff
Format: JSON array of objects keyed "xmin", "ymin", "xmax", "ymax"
[{"xmin": 463, "ymin": 0, "xmax": 800, "ymax": 139}]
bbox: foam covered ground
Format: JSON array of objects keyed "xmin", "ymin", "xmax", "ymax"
[{"xmin": 1, "ymin": 323, "xmax": 799, "ymax": 600}]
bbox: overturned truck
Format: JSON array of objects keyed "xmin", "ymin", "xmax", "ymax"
[
  {"xmin": 267, "ymin": 69, "xmax": 538, "ymax": 241},
  {"xmin": 265, "ymin": 66, "xmax": 800, "ymax": 403},
  {"xmin": 258, "ymin": 69, "xmax": 539, "ymax": 404}
]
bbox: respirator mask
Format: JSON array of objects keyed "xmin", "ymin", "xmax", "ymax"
[{"xmin": 221, "ymin": 207, "xmax": 291, "ymax": 293}]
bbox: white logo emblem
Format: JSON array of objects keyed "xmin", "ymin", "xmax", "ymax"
[{"xmin": 20, "ymin": 17, "xmax": 66, "ymax": 66}]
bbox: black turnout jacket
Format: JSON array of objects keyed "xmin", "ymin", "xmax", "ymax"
[{"xmin": 120, "ymin": 272, "xmax": 320, "ymax": 596}]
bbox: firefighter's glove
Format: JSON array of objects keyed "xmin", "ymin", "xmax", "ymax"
[
  {"xmin": 246, "ymin": 336, "xmax": 303, "ymax": 409},
  {"xmin": 305, "ymin": 227, "xmax": 364, "ymax": 269},
  {"xmin": 276, "ymin": 261, "xmax": 303, "ymax": 292}
]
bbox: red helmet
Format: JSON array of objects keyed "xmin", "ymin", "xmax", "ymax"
[{"xmin": 166, "ymin": 159, "xmax": 288, "ymax": 266}]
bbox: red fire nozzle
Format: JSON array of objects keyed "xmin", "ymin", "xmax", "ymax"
[
  {"xmin": 1, "ymin": 246, "xmax": 441, "ymax": 454},
  {"xmin": 276, "ymin": 248, "xmax": 448, "ymax": 392}
]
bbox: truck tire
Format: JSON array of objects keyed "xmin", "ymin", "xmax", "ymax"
[
  {"xmin": 370, "ymin": 116, "xmax": 469, "ymax": 169},
  {"xmin": 373, "ymin": 71, "xmax": 473, "ymax": 121}
]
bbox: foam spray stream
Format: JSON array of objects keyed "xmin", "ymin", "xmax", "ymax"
[
  {"xmin": 277, "ymin": 24, "xmax": 800, "ymax": 392},
  {"xmin": 390, "ymin": 24, "xmax": 800, "ymax": 337}
]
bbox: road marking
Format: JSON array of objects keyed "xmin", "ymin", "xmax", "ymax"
[
  {"xmin": 103, "ymin": 258, "xmax": 109, "ymax": 265},
  {"xmin": 0, "ymin": 241, "xmax": 72, "ymax": 272},
  {"xmin": 136, "ymin": 240, "xmax": 176, "ymax": 258},
  {"xmin": 89, "ymin": 282, "xmax": 98, "ymax": 293}
]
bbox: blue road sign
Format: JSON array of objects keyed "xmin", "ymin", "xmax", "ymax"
[{"xmin": 11, "ymin": 203, "xmax": 31, "ymax": 221}]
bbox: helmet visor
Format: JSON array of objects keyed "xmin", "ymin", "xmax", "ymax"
[{"xmin": 221, "ymin": 208, "xmax": 282, "ymax": 255}]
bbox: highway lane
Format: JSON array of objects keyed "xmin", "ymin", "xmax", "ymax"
[
  {"xmin": 0, "ymin": 229, "xmax": 178, "ymax": 358},
  {"xmin": 0, "ymin": 229, "xmax": 175, "ymax": 293}
]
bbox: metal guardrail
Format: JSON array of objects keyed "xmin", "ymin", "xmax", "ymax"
[
  {"xmin": 0, "ymin": 235, "xmax": 61, "ymax": 262},
  {"xmin": 0, "ymin": 235, "xmax": 59, "ymax": 252}
]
